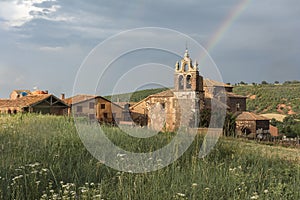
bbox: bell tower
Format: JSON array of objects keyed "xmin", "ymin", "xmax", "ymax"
[
  {"xmin": 174, "ymin": 49, "xmax": 203, "ymax": 92},
  {"xmin": 173, "ymin": 49, "xmax": 204, "ymax": 128}
]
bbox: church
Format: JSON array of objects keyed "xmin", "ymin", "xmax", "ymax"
[{"xmin": 128, "ymin": 49, "xmax": 247, "ymax": 132}]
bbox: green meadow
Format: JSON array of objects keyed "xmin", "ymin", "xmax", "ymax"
[{"xmin": 0, "ymin": 114, "xmax": 299, "ymax": 199}]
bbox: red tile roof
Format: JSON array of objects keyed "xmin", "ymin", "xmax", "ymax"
[
  {"xmin": 0, "ymin": 94, "xmax": 51, "ymax": 108},
  {"xmin": 204, "ymin": 79, "xmax": 233, "ymax": 88},
  {"xmin": 149, "ymin": 89, "xmax": 174, "ymax": 97},
  {"xmin": 226, "ymin": 92, "xmax": 247, "ymax": 99},
  {"xmin": 0, "ymin": 94, "xmax": 68, "ymax": 109},
  {"xmin": 236, "ymin": 112, "xmax": 270, "ymax": 121},
  {"xmin": 63, "ymin": 94, "xmax": 97, "ymax": 105}
]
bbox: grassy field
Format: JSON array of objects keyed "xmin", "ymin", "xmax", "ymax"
[{"xmin": 0, "ymin": 114, "xmax": 299, "ymax": 199}]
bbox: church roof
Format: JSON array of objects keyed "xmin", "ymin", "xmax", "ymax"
[
  {"xmin": 130, "ymin": 89, "xmax": 174, "ymax": 110},
  {"xmin": 148, "ymin": 89, "xmax": 174, "ymax": 97},
  {"xmin": 204, "ymin": 79, "xmax": 233, "ymax": 88}
]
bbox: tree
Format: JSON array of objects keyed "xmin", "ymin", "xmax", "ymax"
[
  {"xmin": 261, "ymin": 80, "xmax": 268, "ymax": 85},
  {"xmin": 223, "ymin": 113, "xmax": 236, "ymax": 137},
  {"xmin": 199, "ymin": 109, "xmax": 211, "ymax": 127},
  {"xmin": 274, "ymin": 81, "xmax": 280, "ymax": 84}
]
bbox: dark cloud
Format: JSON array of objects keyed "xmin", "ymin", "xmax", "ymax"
[{"xmin": 0, "ymin": 0, "xmax": 300, "ymax": 98}]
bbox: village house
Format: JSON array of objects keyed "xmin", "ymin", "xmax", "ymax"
[
  {"xmin": 235, "ymin": 112, "xmax": 270, "ymax": 138},
  {"xmin": 203, "ymin": 79, "xmax": 247, "ymax": 113},
  {"xmin": 63, "ymin": 94, "xmax": 123, "ymax": 124},
  {"xmin": 0, "ymin": 90, "xmax": 68, "ymax": 115}
]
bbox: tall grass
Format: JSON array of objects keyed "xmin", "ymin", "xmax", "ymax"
[{"xmin": 0, "ymin": 114, "xmax": 299, "ymax": 199}]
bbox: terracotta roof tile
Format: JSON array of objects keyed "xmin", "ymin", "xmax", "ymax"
[
  {"xmin": 63, "ymin": 94, "xmax": 97, "ymax": 105},
  {"xmin": 236, "ymin": 112, "xmax": 270, "ymax": 121},
  {"xmin": 149, "ymin": 89, "xmax": 174, "ymax": 97},
  {"xmin": 226, "ymin": 92, "xmax": 247, "ymax": 99},
  {"xmin": 204, "ymin": 79, "xmax": 232, "ymax": 88},
  {"xmin": 0, "ymin": 94, "xmax": 51, "ymax": 108}
]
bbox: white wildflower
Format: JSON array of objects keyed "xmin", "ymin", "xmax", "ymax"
[
  {"xmin": 117, "ymin": 153, "xmax": 126, "ymax": 157},
  {"xmin": 250, "ymin": 192, "xmax": 259, "ymax": 199},
  {"xmin": 176, "ymin": 193, "xmax": 186, "ymax": 197}
]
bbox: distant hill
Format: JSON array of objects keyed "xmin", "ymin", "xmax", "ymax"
[
  {"xmin": 233, "ymin": 83, "xmax": 300, "ymax": 115},
  {"xmin": 105, "ymin": 87, "xmax": 169, "ymax": 102}
]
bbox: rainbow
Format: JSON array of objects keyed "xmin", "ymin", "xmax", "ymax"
[{"xmin": 200, "ymin": 0, "xmax": 251, "ymax": 60}]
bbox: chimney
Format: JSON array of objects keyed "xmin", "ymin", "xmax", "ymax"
[{"xmin": 61, "ymin": 93, "xmax": 65, "ymax": 100}]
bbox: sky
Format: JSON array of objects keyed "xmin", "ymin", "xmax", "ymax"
[{"xmin": 0, "ymin": 0, "xmax": 299, "ymax": 98}]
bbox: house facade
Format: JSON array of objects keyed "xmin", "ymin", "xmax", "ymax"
[
  {"xmin": 203, "ymin": 79, "xmax": 247, "ymax": 113},
  {"xmin": 235, "ymin": 112, "xmax": 270, "ymax": 138},
  {"xmin": 64, "ymin": 95, "xmax": 123, "ymax": 124}
]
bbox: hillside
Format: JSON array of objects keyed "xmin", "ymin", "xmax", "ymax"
[{"xmin": 233, "ymin": 83, "xmax": 300, "ymax": 115}]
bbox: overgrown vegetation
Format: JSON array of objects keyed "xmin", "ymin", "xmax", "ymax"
[
  {"xmin": 271, "ymin": 115, "xmax": 300, "ymax": 137},
  {"xmin": 0, "ymin": 114, "xmax": 299, "ymax": 199}
]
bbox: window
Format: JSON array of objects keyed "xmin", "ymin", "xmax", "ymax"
[
  {"xmin": 77, "ymin": 106, "xmax": 82, "ymax": 113},
  {"xmin": 101, "ymin": 104, "xmax": 105, "ymax": 109},
  {"xmin": 103, "ymin": 113, "xmax": 108, "ymax": 119},
  {"xmin": 161, "ymin": 103, "xmax": 165, "ymax": 109},
  {"xmin": 89, "ymin": 102, "xmax": 95, "ymax": 109},
  {"xmin": 178, "ymin": 75, "xmax": 184, "ymax": 90},
  {"xmin": 186, "ymin": 75, "xmax": 192, "ymax": 89},
  {"xmin": 173, "ymin": 99, "xmax": 178, "ymax": 108}
]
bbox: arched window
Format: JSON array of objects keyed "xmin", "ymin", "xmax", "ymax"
[
  {"xmin": 178, "ymin": 75, "xmax": 184, "ymax": 90},
  {"xmin": 186, "ymin": 75, "xmax": 192, "ymax": 89},
  {"xmin": 8, "ymin": 109, "xmax": 11, "ymax": 114},
  {"xmin": 13, "ymin": 110, "xmax": 17, "ymax": 114}
]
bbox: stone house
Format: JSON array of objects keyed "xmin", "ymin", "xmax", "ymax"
[
  {"xmin": 235, "ymin": 111, "xmax": 270, "ymax": 138},
  {"xmin": 64, "ymin": 94, "xmax": 123, "ymax": 124},
  {"xmin": 0, "ymin": 90, "xmax": 68, "ymax": 115},
  {"xmin": 203, "ymin": 79, "xmax": 247, "ymax": 113}
]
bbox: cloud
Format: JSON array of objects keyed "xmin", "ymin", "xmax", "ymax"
[
  {"xmin": 0, "ymin": 0, "xmax": 72, "ymax": 28},
  {"xmin": 39, "ymin": 46, "xmax": 63, "ymax": 52}
]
